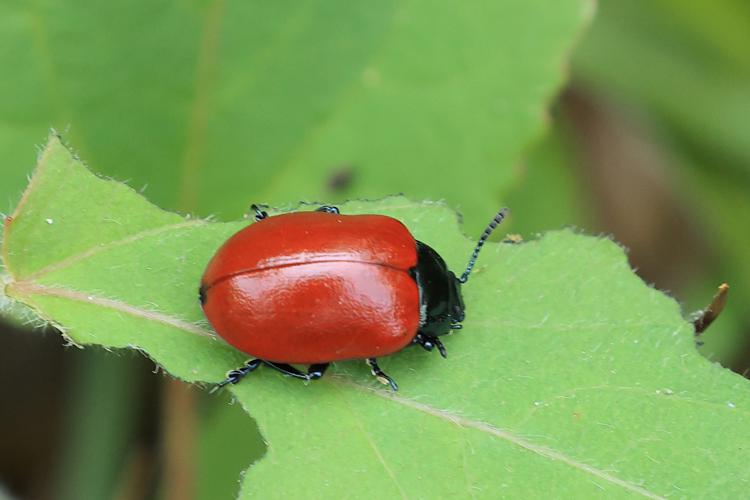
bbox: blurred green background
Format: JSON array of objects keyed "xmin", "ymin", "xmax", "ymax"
[{"xmin": 1, "ymin": 1, "xmax": 749, "ymax": 499}]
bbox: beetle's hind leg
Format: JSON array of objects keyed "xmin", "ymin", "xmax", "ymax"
[
  {"xmin": 211, "ymin": 358, "xmax": 263, "ymax": 393},
  {"xmin": 211, "ymin": 360, "xmax": 329, "ymax": 393},
  {"xmin": 263, "ymin": 361, "xmax": 330, "ymax": 381},
  {"xmin": 366, "ymin": 358, "xmax": 398, "ymax": 391}
]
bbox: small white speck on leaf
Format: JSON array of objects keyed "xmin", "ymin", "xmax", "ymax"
[
  {"xmin": 727, "ymin": 401, "xmax": 736, "ymax": 409},
  {"xmin": 45, "ymin": 218, "xmax": 53, "ymax": 224}
]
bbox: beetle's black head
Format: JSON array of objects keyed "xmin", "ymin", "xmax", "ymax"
[
  {"xmin": 412, "ymin": 207, "xmax": 509, "ymax": 337},
  {"xmin": 412, "ymin": 241, "xmax": 465, "ymax": 337}
]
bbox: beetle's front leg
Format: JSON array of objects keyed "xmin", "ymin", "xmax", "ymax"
[{"xmin": 413, "ymin": 333, "xmax": 447, "ymax": 358}]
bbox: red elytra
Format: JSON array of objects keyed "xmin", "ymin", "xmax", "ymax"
[{"xmin": 200, "ymin": 211, "xmax": 421, "ymax": 364}]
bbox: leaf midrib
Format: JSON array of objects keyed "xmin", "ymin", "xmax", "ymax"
[
  {"xmin": 335, "ymin": 378, "xmax": 666, "ymax": 499},
  {"xmin": 8, "ymin": 281, "xmax": 212, "ymax": 338}
]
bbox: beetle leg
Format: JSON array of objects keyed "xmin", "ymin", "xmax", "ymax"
[
  {"xmin": 366, "ymin": 358, "xmax": 398, "ymax": 391},
  {"xmin": 413, "ymin": 333, "xmax": 447, "ymax": 358},
  {"xmin": 413, "ymin": 332, "xmax": 434, "ymax": 351},
  {"xmin": 263, "ymin": 361, "xmax": 329, "ymax": 382},
  {"xmin": 262, "ymin": 361, "xmax": 308, "ymax": 379},
  {"xmin": 315, "ymin": 205, "xmax": 340, "ymax": 214},
  {"xmin": 432, "ymin": 337, "xmax": 447, "ymax": 358},
  {"xmin": 211, "ymin": 358, "xmax": 262, "ymax": 393},
  {"xmin": 307, "ymin": 363, "xmax": 330, "ymax": 380},
  {"xmin": 250, "ymin": 203, "xmax": 269, "ymax": 221}
]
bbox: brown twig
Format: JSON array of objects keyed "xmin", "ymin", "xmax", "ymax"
[{"xmin": 694, "ymin": 283, "xmax": 730, "ymax": 335}]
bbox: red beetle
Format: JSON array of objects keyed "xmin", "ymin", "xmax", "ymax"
[{"xmin": 200, "ymin": 204, "xmax": 507, "ymax": 390}]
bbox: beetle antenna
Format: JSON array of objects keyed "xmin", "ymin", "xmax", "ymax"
[{"xmin": 459, "ymin": 208, "xmax": 509, "ymax": 284}]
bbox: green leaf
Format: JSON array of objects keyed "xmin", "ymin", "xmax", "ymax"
[
  {"xmin": 0, "ymin": 0, "xmax": 593, "ymax": 231},
  {"xmin": 4, "ymin": 136, "xmax": 750, "ymax": 497}
]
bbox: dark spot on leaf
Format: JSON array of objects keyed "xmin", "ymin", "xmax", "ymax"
[{"xmin": 326, "ymin": 166, "xmax": 354, "ymax": 192}]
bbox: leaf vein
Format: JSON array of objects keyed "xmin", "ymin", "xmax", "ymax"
[
  {"xmin": 340, "ymin": 390, "xmax": 409, "ymax": 499},
  {"xmin": 21, "ymin": 220, "xmax": 206, "ymax": 281},
  {"xmin": 19, "ymin": 220, "xmax": 205, "ymax": 282},
  {"xmin": 336, "ymin": 379, "xmax": 666, "ymax": 500}
]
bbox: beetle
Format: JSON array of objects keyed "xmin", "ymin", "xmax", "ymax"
[{"xmin": 200, "ymin": 204, "xmax": 508, "ymax": 391}]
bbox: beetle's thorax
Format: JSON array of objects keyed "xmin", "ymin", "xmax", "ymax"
[{"xmin": 411, "ymin": 241, "xmax": 465, "ymax": 336}]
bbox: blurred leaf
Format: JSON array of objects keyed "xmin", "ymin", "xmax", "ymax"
[
  {"xmin": 56, "ymin": 351, "xmax": 143, "ymax": 500},
  {"xmin": 503, "ymin": 123, "xmax": 590, "ymax": 238},
  {"xmin": 4, "ymin": 136, "xmax": 750, "ymax": 497},
  {"xmin": 0, "ymin": 0, "xmax": 593, "ymax": 231},
  {"xmin": 573, "ymin": 0, "xmax": 750, "ymax": 176},
  {"xmin": 196, "ymin": 395, "xmax": 264, "ymax": 500}
]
